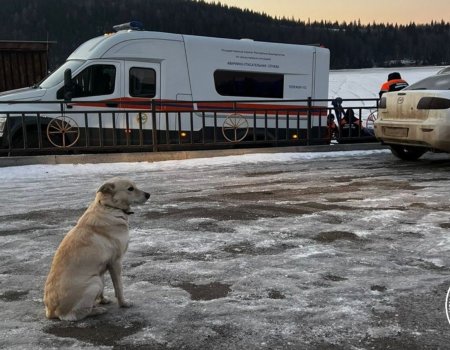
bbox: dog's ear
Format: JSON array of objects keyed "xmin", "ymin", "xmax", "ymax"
[{"xmin": 97, "ymin": 183, "xmax": 115, "ymax": 194}]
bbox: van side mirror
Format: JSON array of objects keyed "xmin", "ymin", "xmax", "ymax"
[{"xmin": 63, "ymin": 69, "xmax": 73, "ymax": 101}]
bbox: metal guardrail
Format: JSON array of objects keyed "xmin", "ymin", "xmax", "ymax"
[{"xmin": 0, "ymin": 98, "xmax": 379, "ymax": 156}]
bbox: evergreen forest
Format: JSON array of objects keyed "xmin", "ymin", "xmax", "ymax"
[{"xmin": 0, "ymin": 0, "xmax": 449, "ymax": 70}]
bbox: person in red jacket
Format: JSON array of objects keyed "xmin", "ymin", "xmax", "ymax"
[{"xmin": 379, "ymin": 72, "xmax": 409, "ymax": 98}]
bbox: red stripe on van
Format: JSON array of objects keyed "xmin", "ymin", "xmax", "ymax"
[{"xmin": 69, "ymin": 98, "xmax": 326, "ymax": 116}]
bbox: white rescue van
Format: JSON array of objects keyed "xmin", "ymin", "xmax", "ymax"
[{"xmin": 0, "ymin": 22, "xmax": 330, "ymax": 147}]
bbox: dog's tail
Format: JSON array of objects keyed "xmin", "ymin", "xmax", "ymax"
[
  {"xmin": 44, "ymin": 292, "xmax": 59, "ymax": 319},
  {"xmin": 45, "ymin": 305, "xmax": 57, "ymax": 319}
]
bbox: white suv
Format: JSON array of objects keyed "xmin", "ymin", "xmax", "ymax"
[{"xmin": 375, "ymin": 70, "xmax": 450, "ymax": 160}]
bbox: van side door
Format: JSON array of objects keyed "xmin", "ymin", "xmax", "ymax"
[
  {"xmin": 55, "ymin": 60, "xmax": 123, "ymax": 147},
  {"xmin": 123, "ymin": 61, "xmax": 161, "ymax": 138}
]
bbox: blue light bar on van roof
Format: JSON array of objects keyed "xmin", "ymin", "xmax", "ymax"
[{"xmin": 113, "ymin": 21, "xmax": 144, "ymax": 32}]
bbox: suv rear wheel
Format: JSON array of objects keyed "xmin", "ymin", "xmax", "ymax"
[{"xmin": 389, "ymin": 145, "xmax": 426, "ymax": 161}]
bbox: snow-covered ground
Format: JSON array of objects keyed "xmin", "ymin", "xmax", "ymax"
[
  {"xmin": 329, "ymin": 66, "xmax": 443, "ymax": 100},
  {"xmin": 1, "ymin": 67, "xmax": 450, "ymax": 349},
  {"xmin": 329, "ymin": 66, "xmax": 443, "ymax": 120}
]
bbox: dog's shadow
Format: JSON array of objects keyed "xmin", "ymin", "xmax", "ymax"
[{"xmin": 43, "ymin": 315, "xmax": 145, "ymax": 347}]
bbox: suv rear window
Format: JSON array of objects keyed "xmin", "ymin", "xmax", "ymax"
[{"xmin": 405, "ymin": 74, "xmax": 450, "ymax": 91}]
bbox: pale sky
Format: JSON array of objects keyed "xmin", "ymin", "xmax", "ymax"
[{"xmin": 203, "ymin": 0, "xmax": 450, "ymax": 25}]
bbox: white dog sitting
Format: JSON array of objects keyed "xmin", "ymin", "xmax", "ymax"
[{"xmin": 44, "ymin": 178, "xmax": 150, "ymax": 321}]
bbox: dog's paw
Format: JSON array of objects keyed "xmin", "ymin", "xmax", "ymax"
[
  {"xmin": 119, "ymin": 300, "xmax": 133, "ymax": 308},
  {"xmin": 90, "ymin": 306, "xmax": 108, "ymax": 316},
  {"xmin": 99, "ymin": 296, "xmax": 112, "ymax": 305}
]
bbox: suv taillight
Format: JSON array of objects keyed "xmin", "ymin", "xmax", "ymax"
[{"xmin": 417, "ymin": 97, "xmax": 450, "ymax": 110}]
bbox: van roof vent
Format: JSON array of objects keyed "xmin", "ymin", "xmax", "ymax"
[{"xmin": 113, "ymin": 21, "xmax": 144, "ymax": 32}]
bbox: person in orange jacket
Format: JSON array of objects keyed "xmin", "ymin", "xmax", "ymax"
[{"xmin": 379, "ymin": 72, "xmax": 409, "ymax": 98}]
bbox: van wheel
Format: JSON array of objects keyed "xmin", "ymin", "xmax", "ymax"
[
  {"xmin": 389, "ymin": 145, "xmax": 426, "ymax": 160},
  {"xmin": 222, "ymin": 114, "xmax": 249, "ymax": 142},
  {"xmin": 10, "ymin": 126, "xmax": 49, "ymax": 149},
  {"xmin": 46, "ymin": 116, "xmax": 80, "ymax": 148}
]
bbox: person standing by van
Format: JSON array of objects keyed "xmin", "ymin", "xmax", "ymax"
[{"xmin": 379, "ymin": 72, "xmax": 409, "ymax": 98}]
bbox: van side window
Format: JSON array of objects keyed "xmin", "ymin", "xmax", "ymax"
[
  {"xmin": 56, "ymin": 65, "xmax": 116, "ymax": 99},
  {"xmin": 214, "ymin": 70, "xmax": 284, "ymax": 98},
  {"xmin": 129, "ymin": 68, "xmax": 156, "ymax": 98}
]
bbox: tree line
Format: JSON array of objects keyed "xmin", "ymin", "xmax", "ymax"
[{"xmin": 0, "ymin": 0, "xmax": 449, "ymax": 70}]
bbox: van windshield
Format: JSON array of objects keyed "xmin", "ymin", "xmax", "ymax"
[{"xmin": 39, "ymin": 60, "xmax": 85, "ymax": 89}]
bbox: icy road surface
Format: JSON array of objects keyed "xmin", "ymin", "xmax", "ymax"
[{"xmin": 1, "ymin": 150, "xmax": 450, "ymax": 349}]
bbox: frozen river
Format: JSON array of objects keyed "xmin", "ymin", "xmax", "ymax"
[{"xmin": 1, "ymin": 149, "xmax": 450, "ymax": 349}]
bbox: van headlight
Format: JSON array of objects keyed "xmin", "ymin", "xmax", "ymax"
[{"xmin": 0, "ymin": 115, "xmax": 6, "ymax": 137}]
